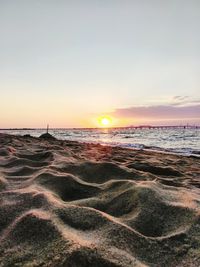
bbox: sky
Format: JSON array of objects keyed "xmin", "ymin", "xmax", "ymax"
[{"xmin": 0, "ymin": 0, "xmax": 199, "ymax": 128}]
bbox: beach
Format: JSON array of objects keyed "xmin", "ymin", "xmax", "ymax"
[{"xmin": 0, "ymin": 133, "xmax": 200, "ymax": 267}]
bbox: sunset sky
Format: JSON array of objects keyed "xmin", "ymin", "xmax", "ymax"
[{"xmin": 0, "ymin": 0, "xmax": 200, "ymax": 128}]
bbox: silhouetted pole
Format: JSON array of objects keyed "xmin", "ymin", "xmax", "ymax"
[{"xmin": 47, "ymin": 124, "xmax": 49, "ymax": 133}]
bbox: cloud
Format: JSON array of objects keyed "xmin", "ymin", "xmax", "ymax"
[
  {"xmin": 173, "ymin": 95, "xmax": 190, "ymax": 101},
  {"xmin": 172, "ymin": 100, "xmax": 200, "ymax": 106},
  {"xmin": 113, "ymin": 104, "xmax": 200, "ymax": 119},
  {"xmin": 171, "ymin": 96, "xmax": 200, "ymax": 107}
]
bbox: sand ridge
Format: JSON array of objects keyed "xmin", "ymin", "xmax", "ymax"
[{"xmin": 0, "ymin": 133, "xmax": 200, "ymax": 266}]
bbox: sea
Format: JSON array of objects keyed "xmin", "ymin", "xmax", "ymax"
[{"xmin": 1, "ymin": 127, "xmax": 200, "ymax": 157}]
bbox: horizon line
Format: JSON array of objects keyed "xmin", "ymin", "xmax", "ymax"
[{"xmin": 0, "ymin": 124, "xmax": 200, "ymax": 130}]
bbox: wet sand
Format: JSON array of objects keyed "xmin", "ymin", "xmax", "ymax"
[{"xmin": 0, "ymin": 133, "xmax": 200, "ymax": 267}]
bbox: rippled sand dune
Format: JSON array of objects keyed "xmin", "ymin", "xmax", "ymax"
[{"xmin": 0, "ymin": 133, "xmax": 200, "ymax": 267}]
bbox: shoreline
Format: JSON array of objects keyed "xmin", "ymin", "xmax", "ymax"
[
  {"xmin": 0, "ymin": 133, "xmax": 200, "ymax": 266},
  {"xmin": 1, "ymin": 132, "xmax": 200, "ymax": 159}
]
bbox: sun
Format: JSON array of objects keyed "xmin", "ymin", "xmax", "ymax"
[
  {"xmin": 101, "ymin": 118, "xmax": 110, "ymax": 125},
  {"xmin": 97, "ymin": 116, "xmax": 112, "ymax": 127}
]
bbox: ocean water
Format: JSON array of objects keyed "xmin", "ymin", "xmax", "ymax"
[{"xmin": 1, "ymin": 128, "xmax": 200, "ymax": 156}]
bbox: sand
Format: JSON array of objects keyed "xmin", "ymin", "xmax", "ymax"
[{"xmin": 0, "ymin": 133, "xmax": 200, "ymax": 267}]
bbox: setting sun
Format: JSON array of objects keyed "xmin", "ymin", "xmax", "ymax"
[{"xmin": 97, "ymin": 116, "xmax": 113, "ymax": 127}]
